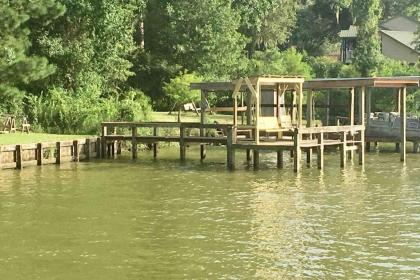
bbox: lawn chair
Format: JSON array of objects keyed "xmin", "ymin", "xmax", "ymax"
[
  {"xmin": 1, "ymin": 115, "xmax": 16, "ymax": 133},
  {"xmin": 21, "ymin": 116, "xmax": 31, "ymax": 133}
]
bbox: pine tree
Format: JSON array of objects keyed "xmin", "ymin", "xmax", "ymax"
[{"xmin": 0, "ymin": 0, "xmax": 64, "ymax": 113}]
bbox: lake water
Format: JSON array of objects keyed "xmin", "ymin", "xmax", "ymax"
[{"xmin": 0, "ymin": 146, "xmax": 419, "ymax": 279}]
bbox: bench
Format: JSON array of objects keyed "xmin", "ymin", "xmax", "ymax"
[{"xmin": 258, "ymin": 116, "xmax": 294, "ymax": 139}]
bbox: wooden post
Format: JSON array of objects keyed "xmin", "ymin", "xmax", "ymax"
[
  {"xmin": 0, "ymin": 147, "xmax": 2, "ymax": 170},
  {"xmin": 101, "ymin": 125, "xmax": 107, "ymax": 159},
  {"xmin": 414, "ymin": 142, "xmax": 419, "ymax": 153},
  {"xmin": 395, "ymin": 143, "xmax": 400, "ymax": 152},
  {"xmin": 276, "ymin": 84, "xmax": 281, "ymax": 120},
  {"xmin": 292, "ymin": 90, "xmax": 297, "ymax": 125},
  {"xmin": 358, "ymin": 87, "xmax": 365, "ymax": 166},
  {"xmin": 131, "ymin": 126, "xmax": 137, "ymax": 159},
  {"xmin": 117, "ymin": 141, "xmax": 122, "ymax": 155},
  {"xmin": 253, "ymin": 150, "xmax": 260, "ymax": 170},
  {"xmin": 246, "ymin": 149, "xmax": 252, "ymax": 162},
  {"xmin": 200, "ymin": 90, "xmax": 207, "ymax": 160},
  {"xmin": 16, "ymin": 145, "xmax": 22, "ymax": 169},
  {"xmin": 306, "ymin": 89, "xmax": 313, "ymax": 127},
  {"xmin": 317, "ymin": 133, "xmax": 324, "ymax": 169},
  {"xmin": 255, "ymin": 81, "xmax": 260, "ymax": 144},
  {"xmin": 293, "ymin": 128, "xmax": 301, "ymax": 172},
  {"xmin": 396, "ymin": 88, "xmax": 401, "ymax": 113},
  {"xmin": 400, "ymin": 87, "xmax": 406, "ymax": 163},
  {"xmin": 340, "ymin": 131, "xmax": 347, "ymax": 168},
  {"xmin": 306, "ymin": 149, "xmax": 312, "ymax": 167},
  {"xmin": 350, "ymin": 87, "xmax": 355, "ymax": 126},
  {"xmin": 153, "ymin": 127, "xmax": 158, "ymax": 158},
  {"xmin": 277, "ymin": 149, "xmax": 284, "ymax": 169},
  {"xmin": 96, "ymin": 137, "xmax": 101, "ymax": 159},
  {"xmin": 298, "ymin": 84, "xmax": 303, "ymax": 127},
  {"xmin": 180, "ymin": 124, "xmax": 186, "ymax": 161},
  {"xmin": 73, "ymin": 140, "xmax": 79, "ymax": 162},
  {"xmin": 227, "ymin": 126, "xmax": 235, "ymax": 170},
  {"xmin": 37, "ymin": 143, "xmax": 43, "ymax": 166},
  {"xmin": 85, "ymin": 139, "xmax": 91, "ymax": 160},
  {"xmin": 366, "ymin": 88, "xmax": 372, "ymax": 128},
  {"xmin": 326, "ymin": 92, "xmax": 330, "ymax": 126},
  {"xmin": 233, "ymin": 96, "xmax": 238, "ymax": 126},
  {"xmin": 56, "ymin": 142, "xmax": 61, "ymax": 164}
]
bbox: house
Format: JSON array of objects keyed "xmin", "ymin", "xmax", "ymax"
[{"xmin": 339, "ymin": 16, "xmax": 419, "ymax": 64}]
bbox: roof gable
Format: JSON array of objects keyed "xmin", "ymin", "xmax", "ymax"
[{"xmin": 380, "ymin": 16, "xmax": 418, "ymax": 32}]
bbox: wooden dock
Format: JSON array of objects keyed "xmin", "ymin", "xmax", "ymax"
[{"xmin": 101, "ymin": 122, "xmax": 364, "ymax": 172}]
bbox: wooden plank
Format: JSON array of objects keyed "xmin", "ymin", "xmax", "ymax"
[{"xmin": 400, "ymin": 87, "xmax": 406, "ymax": 163}]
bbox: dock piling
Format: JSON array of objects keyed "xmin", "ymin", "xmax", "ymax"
[{"xmin": 277, "ymin": 149, "xmax": 284, "ymax": 168}]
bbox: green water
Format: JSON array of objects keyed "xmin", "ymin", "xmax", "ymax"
[{"xmin": 0, "ymin": 147, "xmax": 419, "ymax": 279}]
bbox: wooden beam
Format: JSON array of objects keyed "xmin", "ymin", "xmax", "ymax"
[
  {"xmin": 340, "ymin": 132, "xmax": 347, "ymax": 168},
  {"xmin": 293, "ymin": 129, "xmax": 301, "ymax": 172},
  {"xmin": 255, "ymin": 81, "xmax": 260, "ymax": 144},
  {"xmin": 400, "ymin": 87, "xmax": 406, "ymax": 163},
  {"xmin": 56, "ymin": 142, "xmax": 61, "ymax": 164}
]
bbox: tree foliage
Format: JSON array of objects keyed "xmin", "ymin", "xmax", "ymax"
[{"xmin": 352, "ymin": 0, "xmax": 382, "ymax": 77}]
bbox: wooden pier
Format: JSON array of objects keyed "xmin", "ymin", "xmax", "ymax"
[{"xmin": 101, "ymin": 76, "xmax": 367, "ymax": 172}]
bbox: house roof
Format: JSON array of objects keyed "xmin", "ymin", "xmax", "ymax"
[
  {"xmin": 304, "ymin": 76, "xmax": 420, "ymax": 89},
  {"xmin": 380, "ymin": 30, "xmax": 418, "ymax": 52},
  {"xmin": 339, "ymin": 25, "xmax": 358, "ymax": 38},
  {"xmin": 380, "ymin": 15, "xmax": 419, "ymax": 31}
]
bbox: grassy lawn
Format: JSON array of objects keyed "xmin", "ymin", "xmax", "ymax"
[
  {"xmin": 0, "ymin": 112, "xmax": 231, "ymax": 145},
  {"xmin": 150, "ymin": 111, "xmax": 232, "ymax": 124},
  {"xmin": 0, "ymin": 133, "xmax": 92, "ymax": 145}
]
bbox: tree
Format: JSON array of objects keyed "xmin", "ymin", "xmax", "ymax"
[
  {"xmin": 163, "ymin": 72, "xmax": 202, "ymax": 121},
  {"xmin": 290, "ymin": 0, "xmax": 353, "ymax": 56},
  {"xmin": 233, "ymin": 0, "xmax": 302, "ymax": 55},
  {"xmin": 352, "ymin": 0, "xmax": 382, "ymax": 77},
  {"xmin": 0, "ymin": 0, "xmax": 65, "ymax": 114},
  {"xmin": 30, "ymin": 0, "xmax": 144, "ymax": 96}
]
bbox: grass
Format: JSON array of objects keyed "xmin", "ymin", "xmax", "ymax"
[
  {"xmin": 0, "ymin": 112, "xmax": 232, "ymax": 145},
  {"xmin": 150, "ymin": 111, "xmax": 232, "ymax": 124},
  {"xmin": 0, "ymin": 133, "xmax": 92, "ymax": 145}
]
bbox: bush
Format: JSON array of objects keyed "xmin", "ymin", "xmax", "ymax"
[{"xmin": 27, "ymin": 87, "xmax": 151, "ymax": 135}]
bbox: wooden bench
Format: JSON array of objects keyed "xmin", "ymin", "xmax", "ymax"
[{"xmin": 259, "ymin": 116, "xmax": 294, "ymax": 139}]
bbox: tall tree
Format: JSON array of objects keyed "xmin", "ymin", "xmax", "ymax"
[
  {"xmin": 0, "ymin": 0, "xmax": 65, "ymax": 113},
  {"xmin": 352, "ymin": 0, "xmax": 382, "ymax": 77},
  {"xmin": 233, "ymin": 0, "xmax": 302, "ymax": 55},
  {"xmin": 31, "ymin": 0, "xmax": 144, "ymax": 95},
  {"xmin": 290, "ymin": 0, "xmax": 353, "ymax": 56}
]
